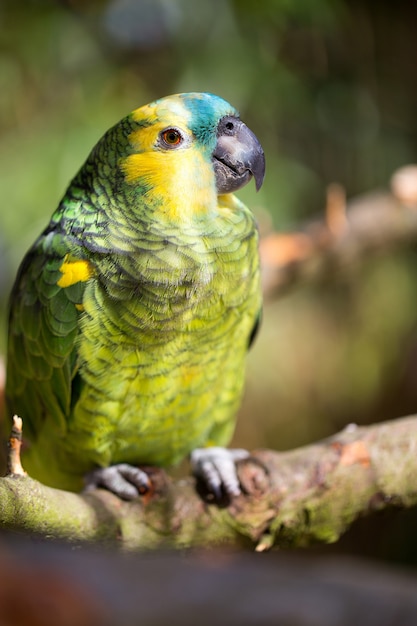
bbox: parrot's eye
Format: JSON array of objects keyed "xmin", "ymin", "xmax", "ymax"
[{"xmin": 160, "ymin": 128, "xmax": 183, "ymax": 148}]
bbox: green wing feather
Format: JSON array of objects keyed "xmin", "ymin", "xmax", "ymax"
[{"xmin": 6, "ymin": 230, "xmax": 83, "ymax": 445}]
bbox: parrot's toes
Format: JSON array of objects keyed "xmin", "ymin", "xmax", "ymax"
[
  {"xmin": 190, "ymin": 447, "xmax": 249, "ymax": 500},
  {"xmin": 84, "ymin": 463, "xmax": 151, "ymax": 500}
]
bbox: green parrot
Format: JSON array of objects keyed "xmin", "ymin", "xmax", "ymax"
[{"xmin": 6, "ymin": 92, "xmax": 265, "ymax": 499}]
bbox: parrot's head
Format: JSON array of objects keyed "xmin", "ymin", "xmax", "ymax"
[{"xmin": 118, "ymin": 92, "xmax": 265, "ymax": 218}]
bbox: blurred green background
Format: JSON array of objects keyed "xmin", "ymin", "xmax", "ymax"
[{"xmin": 2, "ymin": 0, "xmax": 417, "ymax": 562}]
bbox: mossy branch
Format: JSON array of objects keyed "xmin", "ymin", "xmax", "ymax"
[{"xmin": 1, "ymin": 415, "xmax": 417, "ymax": 549}]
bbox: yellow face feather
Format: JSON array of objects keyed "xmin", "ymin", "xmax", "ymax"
[{"xmin": 120, "ymin": 97, "xmax": 218, "ymax": 220}]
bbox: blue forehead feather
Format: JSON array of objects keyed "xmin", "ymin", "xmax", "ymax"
[{"xmin": 179, "ymin": 93, "xmax": 239, "ymax": 147}]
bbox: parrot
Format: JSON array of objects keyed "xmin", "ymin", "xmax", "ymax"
[{"xmin": 6, "ymin": 92, "xmax": 265, "ymax": 500}]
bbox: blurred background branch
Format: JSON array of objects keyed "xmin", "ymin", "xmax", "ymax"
[
  {"xmin": 260, "ymin": 166, "xmax": 417, "ymax": 297},
  {"xmin": 2, "ymin": 535, "xmax": 417, "ymax": 626}
]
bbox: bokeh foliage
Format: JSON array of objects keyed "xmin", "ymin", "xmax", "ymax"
[{"xmin": 2, "ymin": 0, "xmax": 417, "ymax": 559}]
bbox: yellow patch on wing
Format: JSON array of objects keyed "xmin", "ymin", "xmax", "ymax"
[{"xmin": 58, "ymin": 258, "xmax": 93, "ymax": 288}]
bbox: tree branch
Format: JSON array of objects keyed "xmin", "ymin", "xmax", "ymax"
[{"xmin": 1, "ymin": 415, "xmax": 416, "ymax": 548}]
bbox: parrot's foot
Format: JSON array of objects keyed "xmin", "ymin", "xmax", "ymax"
[
  {"xmin": 190, "ymin": 447, "xmax": 249, "ymax": 499},
  {"xmin": 84, "ymin": 463, "xmax": 151, "ymax": 500}
]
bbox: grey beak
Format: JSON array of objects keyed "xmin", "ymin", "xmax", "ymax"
[{"xmin": 213, "ymin": 116, "xmax": 265, "ymax": 194}]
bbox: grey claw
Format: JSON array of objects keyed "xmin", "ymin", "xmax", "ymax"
[
  {"xmin": 84, "ymin": 463, "xmax": 151, "ymax": 500},
  {"xmin": 191, "ymin": 447, "xmax": 249, "ymax": 499}
]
